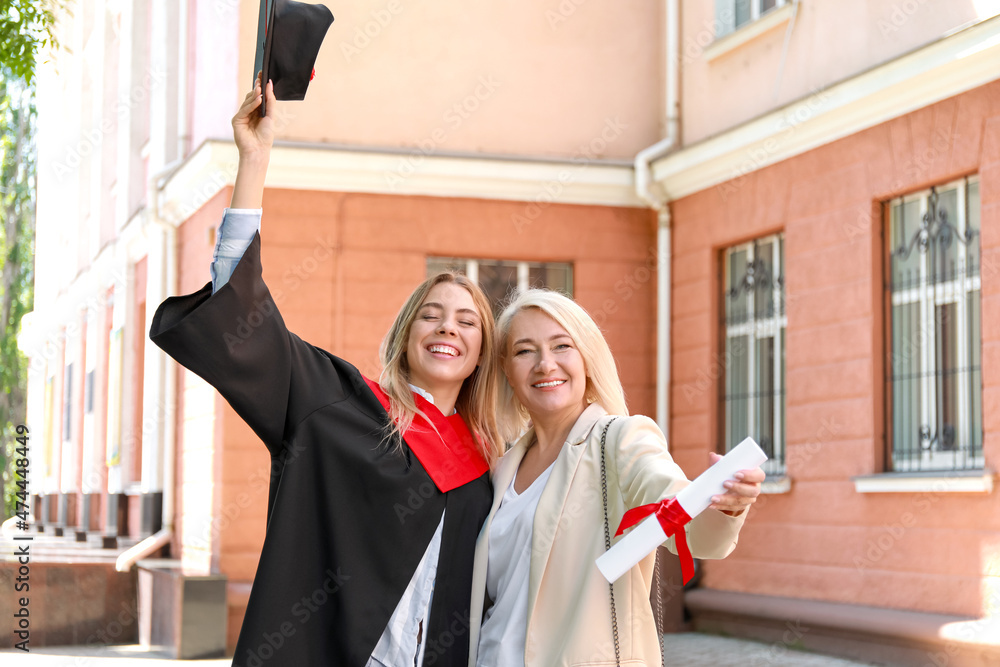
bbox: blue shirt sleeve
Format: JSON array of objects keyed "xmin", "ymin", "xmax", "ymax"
[{"xmin": 211, "ymin": 208, "xmax": 262, "ymax": 293}]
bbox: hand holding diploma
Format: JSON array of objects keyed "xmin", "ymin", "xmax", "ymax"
[
  {"xmin": 707, "ymin": 447, "xmax": 767, "ymax": 516},
  {"xmin": 596, "ymin": 437, "xmax": 767, "ymax": 584}
]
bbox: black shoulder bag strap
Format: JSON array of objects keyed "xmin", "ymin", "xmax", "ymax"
[{"xmin": 600, "ymin": 416, "xmax": 666, "ymax": 667}]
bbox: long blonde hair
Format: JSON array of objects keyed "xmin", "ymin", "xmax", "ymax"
[
  {"xmin": 378, "ymin": 272, "xmax": 503, "ymax": 466},
  {"xmin": 495, "ymin": 289, "xmax": 628, "ymax": 444}
]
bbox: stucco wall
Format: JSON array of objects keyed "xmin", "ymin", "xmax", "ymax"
[
  {"xmin": 670, "ymin": 80, "xmax": 1000, "ymax": 617},
  {"xmin": 681, "ymin": 0, "xmax": 1000, "ymax": 145},
  {"xmin": 231, "ymin": 0, "xmax": 665, "ymax": 160}
]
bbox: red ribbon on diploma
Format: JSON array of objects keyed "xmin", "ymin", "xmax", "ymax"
[{"xmin": 615, "ymin": 498, "xmax": 695, "ymax": 584}]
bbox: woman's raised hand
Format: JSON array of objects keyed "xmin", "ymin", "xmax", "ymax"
[
  {"xmin": 229, "ymin": 74, "xmax": 276, "ymax": 209},
  {"xmin": 232, "ymin": 74, "xmax": 276, "ymax": 161}
]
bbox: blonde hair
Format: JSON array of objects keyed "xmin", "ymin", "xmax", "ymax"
[
  {"xmin": 378, "ymin": 272, "xmax": 503, "ymax": 466},
  {"xmin": 495, "ymin": 289, "xmax": 628, "ymax": 444}
]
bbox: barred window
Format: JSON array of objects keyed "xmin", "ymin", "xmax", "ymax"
[
  {"xmin": 723, "ymin": 234, "xmax": 786, "ymax": 476},
  {"xmin": 85, "ymin": 369, "xmax": 95, "ymax": 414},
  {"xmin": 886, "ymin": 177, "xmax": 983, "ymax": 472},
  {"xmin": 716, "ymin": 0, "xmax": 788, "ymax": 37},
  {"xmin": 427, "ymin": 257, "xmax": 573, "ymax": 317},
  {"xmin": 63, "ymin": 363, "xmax": 74, "ymax": 441}
]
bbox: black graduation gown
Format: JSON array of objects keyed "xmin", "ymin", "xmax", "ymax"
[{"xmin": 149, "ymin": 233, "xmax": 492, "ymax": 667}]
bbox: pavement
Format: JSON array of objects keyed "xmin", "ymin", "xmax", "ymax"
[
  {"xmin": 663, "ymin": 632, "xmax": 879, "ymax": 666},
  {"xmin": 0, "ymin": 633, "xmax": 880, "ymax": 666}
]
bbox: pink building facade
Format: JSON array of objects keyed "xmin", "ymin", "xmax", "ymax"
[{"xmin": 11, "ymin": 0, "xmax": 1000, "ymax": 663}]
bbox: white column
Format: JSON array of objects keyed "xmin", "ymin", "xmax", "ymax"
[
  {"xmin": 114, "ymin": 0, "xmax": 133, "ymax": 232},
  {"xmin": 106, "ymin": 271, "xmax": 128, "ymax": 495},
  {"xmin": 139, "ymin": 223, "xmax": 173, "ymax": 494},
  {"xmin": 81, "ymin": 306, "xmax": 99, "ymax": 494},
  {"xmin": 87, "ymin": 0, "xmax": 106, "ymax": 261},
  {"xmin": 148, "ymin": 0, "xmax": 169, "ymax": 173}
]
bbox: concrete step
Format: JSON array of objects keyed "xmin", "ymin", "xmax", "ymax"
[{"xmin": 1, "ymin": 530, "xmax": 142, "ymax": 565}]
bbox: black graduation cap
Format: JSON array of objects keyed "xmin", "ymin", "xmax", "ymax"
[{"xmin": 253, "ymin": 0, "xmax": 335, "ymax": 116}]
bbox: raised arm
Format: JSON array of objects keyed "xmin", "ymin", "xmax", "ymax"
[
  {"xmin": 211, "ymin": 76, "xmax": 275, "ymax": 293},
  {"xmin": 231, "ymin": 75, "xmax": 274, "ymax": 209},
  {"xmin": 149, "ymin": 77, "xmax": 350, "ymax": 459}
]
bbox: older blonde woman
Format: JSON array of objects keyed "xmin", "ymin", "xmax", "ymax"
[{"xmin": 469, "ymin": 289, "xmax": 764, "ymax": 667}]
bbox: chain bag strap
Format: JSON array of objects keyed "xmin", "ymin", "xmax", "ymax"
[
  {"xmin": 599, "ymin": 417, "xmax": 621, "ymax": 667},
  {"xmin": 600, "ymin": 416, "xmax": 667, "ymax": 667}
]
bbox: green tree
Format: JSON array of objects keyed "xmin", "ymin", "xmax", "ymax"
[
  {"xmin": 0, "ymin": 77, "xmax": 35, "ymax": 520},
  {"xmin": 1, "ymin": 0, "xmax": 60, "ymax": 519},
  {"xmin": 0, "ymin": 0, "xmax": 60, "ymax": 84}
]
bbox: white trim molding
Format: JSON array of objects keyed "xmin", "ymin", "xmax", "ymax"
[
  {"xmin": 156, "ymin": 140, "xmax": 645, "ymax": 226},
  {"xmin": 653, "ymin": 14, "xmax": 1000, "ymax": 200},
  {"xmin": 853, "ymin": 470, "xmax": 995, "ymax": 494}
]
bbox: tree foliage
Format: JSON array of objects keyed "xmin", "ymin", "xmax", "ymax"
[
  {"xmin": 0, "ymin": 0, "xmax": 59, "ymax": 518},
  {"xmin": 0, "ymin": 76, "xmax": 35, "ymax": 519},
  {"xmin": 0, "ymin": 0, "xmax": 60, "ymax": 84}
]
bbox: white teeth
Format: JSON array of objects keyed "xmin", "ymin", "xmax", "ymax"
[
  {"xmin": 428, "ymin": 345, "xmax": 458, "ymax": 357},
  {"xmin": 533, "ymin": 380, "xmax": 565, "ymax": 388}
]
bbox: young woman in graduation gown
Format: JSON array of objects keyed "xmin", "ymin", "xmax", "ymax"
[
  {"xmin": 149, "ymin": 78, "xmax": 503, "ymax": 667},
  {"xmin": 468, "ymin": 290, "xmax": 765, "ymax": 667}
]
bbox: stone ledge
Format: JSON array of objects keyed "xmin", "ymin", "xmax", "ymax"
[
  {"xmin": 852, "ymin": 469, "xmax": 994, "ymax": 494},
  {"xmin": 685, "ymin": 589, "xmax": 1000, "ymax": 667},
  {"xmin": 761, "ymin": 475, "xmax": 791, "ymax": 494}
]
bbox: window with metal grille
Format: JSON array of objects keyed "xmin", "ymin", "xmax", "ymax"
[
  {"xmin": 886, "ymin": 177, "xmax": 983, "ymax": 472},
  {"xmin": 63, "ymin": 363, "xmax": 74, "ymax": 441},
  {"xmin": 85, "ymin": 369, "xmax": 95, "ymax": 414},
  {"xmin": 723, "ymin": 234, "xmax": 786, "ymax": 476},
  {"xmin": 716, "ymin": 0, "xmax": 788, "ymax": 37},
  {"xmin": 427, "ymin": 257, "xmax": 573, "ymax": 317}
]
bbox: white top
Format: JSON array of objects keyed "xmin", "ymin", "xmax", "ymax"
[
  {"xmin": 368, "ymin": 515, "xmax": 444, "ymax": 667},
  {"xmin": 476, "ymin": 462, "xmax": 555, "ymax": 667}
]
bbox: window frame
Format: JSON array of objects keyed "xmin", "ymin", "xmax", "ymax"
[
  {"xmin": 426, "ymin": 256, "xmax": 574, "ymax": 315},
  {"xmin": 885, "ymin": 176, "xmax": 983, "ymax": 473},
  {"xmin": 716, "ymin": 0, "xmax": 789, "ymax": 37},
  {"xmin": 721, "ymin": 233, "xmax": 786, "ymax": 476}
]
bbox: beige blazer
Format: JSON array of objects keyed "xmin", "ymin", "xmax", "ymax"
[{"xmin": 468, "ymin": 403, "xmax": 747, "ymax": 667}]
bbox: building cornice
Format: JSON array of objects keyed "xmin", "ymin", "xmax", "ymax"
[
  {"xmin": 156, "ymin": 140, "xmax": 645, "ymax": 226},
  {"xmin": 653, "ymin": 14, "xmax": 1000, "ymax": 200}
]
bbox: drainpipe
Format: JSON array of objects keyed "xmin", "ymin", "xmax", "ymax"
[
  {"xmin": 116, "ymin": 159, "xmax": 183, "ymax": 573},
  {"xmin": 635, "ymin": 0, "xmax": 679, "ymax": 437}
]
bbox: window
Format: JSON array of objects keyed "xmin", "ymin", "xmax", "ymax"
[
  {"xmin": 427, "ymin": 257, "xmax": 573, "ymax": 317},
  {"xmin": 63, "ymin": 363, "xmax": 74, "ymax": 441},
  {"xmin": 85, "ymin": 369, "xmax": 95, "ymax": 414},
  {"xmin": 886, "ymin": 177, "xmax": 983, "ymax": 472},
  {"xmin": 723, "ymin": 234, "xmax": 786, "ymax": 476},
  {"xmin": 716, "ymin": 0, "xmax": 788, "ymax": 37}
]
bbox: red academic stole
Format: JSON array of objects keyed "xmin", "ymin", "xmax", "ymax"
[{"xmin": 363, "ymin": 377, "xmax": 489, "ymax": 493}]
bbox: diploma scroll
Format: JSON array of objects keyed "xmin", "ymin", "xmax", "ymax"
[{"xmin": 595, "ymin": 437, "xmax": 768, "ymax": 583}]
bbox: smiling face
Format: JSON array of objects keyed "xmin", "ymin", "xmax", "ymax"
[
  {"xmin": 405, "ymin": 281, "xmax": 484, "ymax": 397},
  {"xmin": 504, "ymin": 308, "xmax": 589, "ymax": 423}
]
